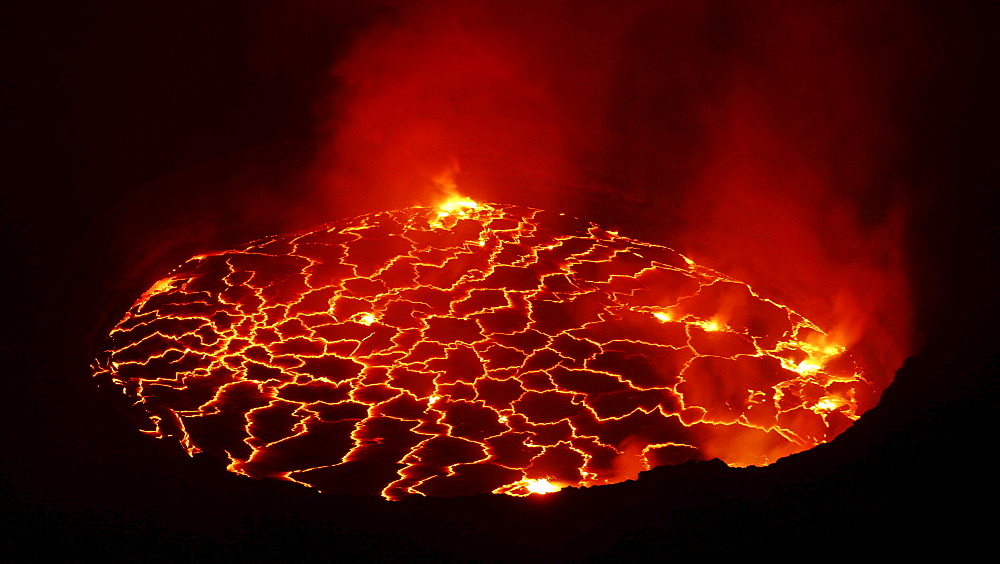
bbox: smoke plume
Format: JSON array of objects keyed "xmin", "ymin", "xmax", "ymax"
[{"xmin": 311, "ymin": 0, "xmax": 925, "ymax": 395}]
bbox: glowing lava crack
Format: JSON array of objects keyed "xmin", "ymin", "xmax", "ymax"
[{"xmin": 93, "ymin": 201, "xmax": 868, "ymax": 500}]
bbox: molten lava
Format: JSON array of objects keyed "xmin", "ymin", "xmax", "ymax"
[{"xmin": 93, "ymin": 201, "xmax": 869, "ymax": 500}]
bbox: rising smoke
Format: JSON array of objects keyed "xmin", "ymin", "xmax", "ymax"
[{"xmin": 309, "ymin": 0, "xmax": 928, "ymax": 394}]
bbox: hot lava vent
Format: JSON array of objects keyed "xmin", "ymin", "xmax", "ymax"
[{"xmin": 93, "ymin": 200, "xmax": 869, "ymax": 500}]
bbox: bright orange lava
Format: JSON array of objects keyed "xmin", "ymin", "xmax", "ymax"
[{"xmin": 93, "ymin": 202, "xmax": 867, "ymax": 500}]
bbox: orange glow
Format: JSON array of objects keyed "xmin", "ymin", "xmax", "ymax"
[
  {"xmin": 692, "ymin": 319, "xmax": 723, "ymax": 332},
  {"xmin": 354, "ymin": 313, "xmax": 378, "ymax": 326},
  {"xmin": 438, "ymin": 197, "xmax": 479, "ymax": 214},
  {"xmin": 430, "ymin": 197, "xmax": 480, "ymax": 229},
  {"xmin": 524, "ymin": 478, "xmax": 561, "ymax": 494},
  {"xmin": 493, "ymin": 477, "xmax": 562, "ymax": 496},
  {"xmin": 94, "ymin": 202, "xmax": 874, "ymax": 500}
]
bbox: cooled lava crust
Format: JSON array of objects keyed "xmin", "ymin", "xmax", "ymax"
[{"xmin": 93, "ymin": 202, "xmax": 866, "ymax": 500}]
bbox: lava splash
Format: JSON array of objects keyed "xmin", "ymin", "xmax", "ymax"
[{"xmin": 93, "ymin": 201, "xmax": 867, "ymax": 500}]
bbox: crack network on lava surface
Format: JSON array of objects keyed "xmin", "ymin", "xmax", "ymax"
[{"xmin": 93, "ymin": 201, "xmax": 867, "ymax": 500}]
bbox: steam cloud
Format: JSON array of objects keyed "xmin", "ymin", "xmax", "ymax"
[{"xmin": 310, "ymin": 0, "xmax": 925, "ymax": 392}]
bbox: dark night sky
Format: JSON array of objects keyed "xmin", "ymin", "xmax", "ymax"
[{"xmin": 4, "ymin": 1, "xmax": 995, "ymax": 559}]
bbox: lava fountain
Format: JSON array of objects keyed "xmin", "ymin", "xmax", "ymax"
[{"xmin": 93, "ymin": 198, "xmax": 870, "ymax": 500}]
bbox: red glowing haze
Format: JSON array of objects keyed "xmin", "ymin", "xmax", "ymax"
[
  {"xmin": 93, "ymin": 0, "xmax": 934, "ymax": 499},
  {"xmin": 310, "ymin": 0, "xmax": 923, "ymax": 391}
]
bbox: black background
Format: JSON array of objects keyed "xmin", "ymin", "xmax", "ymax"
[{"xmin": 5, "ymin": 1, "xmax": 995, "ymax": 559}]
